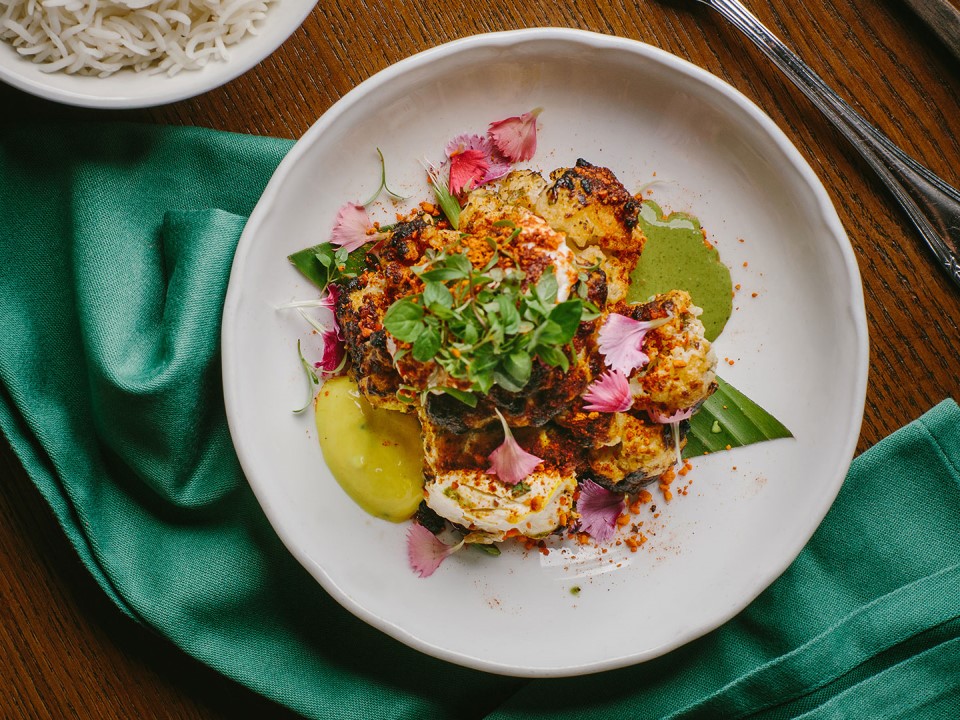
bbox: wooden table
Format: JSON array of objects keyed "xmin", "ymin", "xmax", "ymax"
[{"xmin": 2, "ymin": 1, "xmax": 959, "ymax": 717}]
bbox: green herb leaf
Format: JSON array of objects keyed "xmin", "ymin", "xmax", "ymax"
[
  {"xmin": 383, "ymin": 298, "xmax": 424, "ymax": 342},
  {"xmin": 496, "ymin": 294, "xmax": 521, "ymax": 334},
  {"xmin": 288, "ymin": 244, "xmax": 331, "ymax": 290},
  {"xmin": 288, "ymin": 243, "xmax": 369, "ymax": 292},
  {"xmin": 536, "ymin": 344, "xmax": 570, "ymax": 372},
  {"xmin": 535, "ymin": 271, "xmax": 559, "ymax": 305},
  {"xmin": 546, "ymin": 300, "xmax": 584, "ymax": 344},
  {"xmin": 502, "ymin": 350, "xmax": 532, "ymax": 388},
  {"xmin": 422, "ymin": 280, "xmax": 453, "ymax": 309},
  {"xmin": 420, "ymin": 266, "xmax": 467, "ymax": 282},
  {"xmin": 471, "ymin": 543, "xmax": 502, "ymax": 556},
  {"xmin": 439, "ymin": 387, "xmax": 478, "ymax": 407},
  {"xmin": 684, "ymin": 377, "xmax": 793, "ymax": 457},
  {"xmin": 412, "ymin": 325, "xmax": 441, "ymax": 361}
]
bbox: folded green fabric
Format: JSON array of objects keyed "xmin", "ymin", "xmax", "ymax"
[{"xmin": 1, "ymin": 122, "xmax": 958, "ymax": 720}]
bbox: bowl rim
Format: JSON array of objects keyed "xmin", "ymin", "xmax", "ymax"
[
  {"xmin": 0, "ymin": 0, "xmax": 318, "ymax": 109},
  {"xmin": 222, "ymin": 27, "xmax": 870, "ymax": 676}
]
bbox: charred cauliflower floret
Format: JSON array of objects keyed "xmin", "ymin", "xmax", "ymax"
[
  {"xmin": 485, "ymin": 161, "xmax": 646, "ymax": 303},
  {"xmin": 624, "ymin": 290, "xmax": 717, "ymax": 414},
  {"xmin": 533, "ymin": 160, "xmax": 644, "ymax": 253},
  {"xmin": 586, "ymin": 414, "xmax": 681, "ymax": 493},
  {"xmin": 418, "ymin": 407, "xmax": 578, "ymax": 541},
  {"xmin": 329, "ymin": 161, "xmax": 720, "ymax": 542}
]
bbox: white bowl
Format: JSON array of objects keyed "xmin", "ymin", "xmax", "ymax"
[
  {"xmin": 0, "ymin": 0, "xmax": 317, "ymax": 108},
  {"xmin": 222, "ymin": 28, "xmax": 869, "ymax": 677}
]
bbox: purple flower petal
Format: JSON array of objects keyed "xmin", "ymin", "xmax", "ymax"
[
  {"xmin": 486, "ymin": 409, "xmax": 543, "ymax": 486},
  {"xmin": 406, "ymin": 524, "xmax": 462, "ymax": 578},
  {"xmin": 316, "ymin": 327, "xmax": 345, "ymax": 374},
  {"xmin": 330, "ymin": 202, "xmax": 374, "ymax": 252},
  {"xmin": 577, "ymin": 479, "xmax": 624, "ymax": 543},
  {"xmin": 318, "ymin": 283, "xmax": 340, "ymax": 312},
  {"xmin": 582, "ymin": 370, "xmax": 632, "ymax": 413}
]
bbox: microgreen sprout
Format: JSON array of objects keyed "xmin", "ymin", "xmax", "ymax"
[
  {"xmin": 382, "ymin": 243, "xmax": 599, "ymax": 404},
  {"xmin": 362, "ymin": 148, "xmax": 410, "ymax": 206},
  {"xmin": 294, "ymin": 339, "xmax": 321, "ymax": 414},
  {"xmin": 421, "ymin": 159, "xmax": 461, "ymax": 229}
]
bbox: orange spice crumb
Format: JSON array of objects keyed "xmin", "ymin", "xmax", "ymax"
[
  {"xmin": 616, "ymin": 513, "xmax": 631, "ymax": 527},
  {"xmin": 742, "ymin": 261, "xmax": 749, "ymax": 267},
  {"xmin": 678, "ymin": 461, "xmax": 693, "ymax": 476},
  {"xmin": 577, "ymin": 532, "xmax": 591, "ymax": 545},
  {"xmin": 751, "ymin": 292, "xmax": 758, "ymax": 298}
]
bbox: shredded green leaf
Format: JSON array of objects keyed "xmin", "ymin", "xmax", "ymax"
[{"xmin": 684, "ymin": 377, "xmax": 793, "ymax": 457}]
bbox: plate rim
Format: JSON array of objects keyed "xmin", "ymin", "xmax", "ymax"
[{"xmin": 222, "ymin": 27, "xmax": 870, "ymax": 677}]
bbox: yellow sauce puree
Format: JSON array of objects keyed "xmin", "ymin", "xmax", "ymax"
[{"xmin": 314, "ymin": 376, "xmax": 424, "ymax": 522}]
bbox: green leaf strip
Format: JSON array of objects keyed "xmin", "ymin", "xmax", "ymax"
[{"xmin": 684, "ymin": 376, "xmax": 793, "ymax": 457}]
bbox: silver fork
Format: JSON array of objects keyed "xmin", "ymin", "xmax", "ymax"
[{"xmin": 694, "ymin": 0, "xmax": 960, "ymax": 289}]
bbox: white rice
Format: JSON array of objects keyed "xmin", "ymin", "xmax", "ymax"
[{"xmin": 0, "ymin": 0, "xmax": 273, "ymax": 76}]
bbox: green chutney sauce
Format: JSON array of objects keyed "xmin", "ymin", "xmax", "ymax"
[{"xmin": 629, "ymin": 201, "xmax": 733, "ymax": 341}]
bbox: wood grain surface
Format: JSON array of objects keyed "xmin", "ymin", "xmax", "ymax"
[{"xmin": 2, "ymin": 0, "xmax": 959, "ymax": 717}]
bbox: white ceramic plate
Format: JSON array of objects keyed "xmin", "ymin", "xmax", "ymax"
[
  {"xmin": 0, "ymin": 0, "xmax": 316, "ymax": 108},
  {"xmin": 222, "ymin": 28, "xmax": 868, "ymax": 677}
]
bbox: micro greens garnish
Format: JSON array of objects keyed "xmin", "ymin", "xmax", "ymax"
[
  {"xmin": 422, "ymin": 160, "xmax": 461, "ymax": 229},
  {"xmin": 362, "ymin": 147, "xmax": 410, "ymax": 206},
  {"xmin": 294, "ymin": 339, "xmax": 321, "ymax": 414},
  {"xmin": 382, "ymin": 242, "xmax": 598, "ymax": 404},
  {"xmin": 287, "ymin": 242, "xmax": 368, "ymax": 294}
]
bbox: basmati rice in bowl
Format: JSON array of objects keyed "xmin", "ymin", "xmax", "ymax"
[{"xmin": 0, "ymin": 0, "xmax": 317, "ymax": 106}]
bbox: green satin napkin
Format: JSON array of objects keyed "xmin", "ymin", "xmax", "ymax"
[{"xmin": 1, "ymin": 122, "xmax": 958, "ymax": 720}]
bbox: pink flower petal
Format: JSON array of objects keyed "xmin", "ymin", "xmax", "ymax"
[
  {"xmin": 330, "ymin": 202, "xmax": 374, "ymax": 253},
  {"xmin": 577, "ymin": 479, "xmax": 625, "ymax": 543},
  {"xmin": 486, "ymin": 409, "xmax": 543, "ymax": 486},
  {"xmin": 448, "ymin": 148, "xmax": 489, "ymax": 195},
  {"xmin": 446, "ymin": 133, "xmax": 512, "ymax": 184},
  {"xmin": 648, "ymin": 407, "xmax": 695, "ymax": 424},
  {"xmin": 487, "ymin": 107, "xmax": 542, "ymax": 163},
  {"xmin": 406, "ymin": 524, "xmax": 462, "ymax": 578},
  {"xmin": 317, "ymin": 283, "xmax": 340, "ymax": 312},
  {"xmin": 582, "ymin": 370, "xmax": 632, "ymax": 413},
  {"xmin": 597, "ymin": 312, "xmax": 670, "ymax": 375}
]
